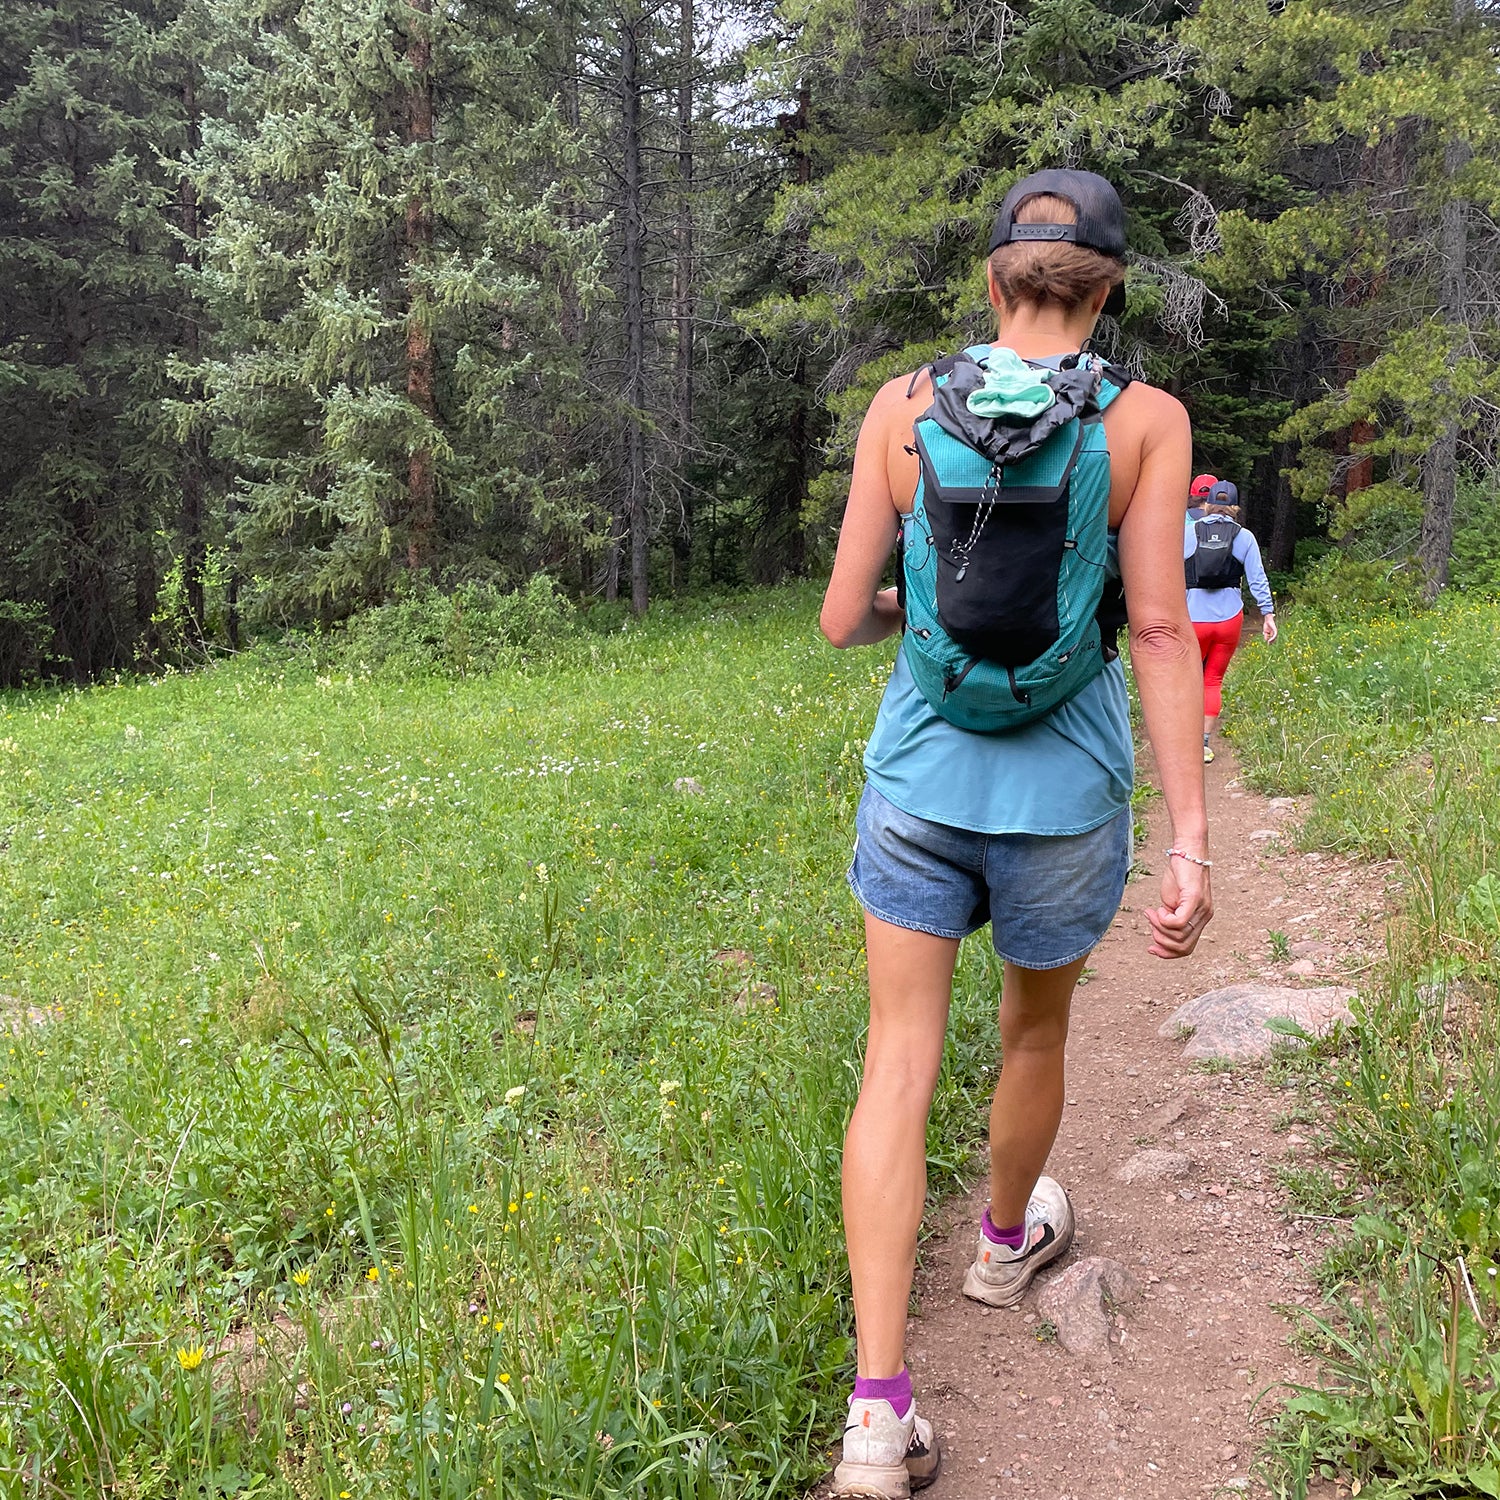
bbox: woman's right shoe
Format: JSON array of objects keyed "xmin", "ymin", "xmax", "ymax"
[
  {"xmin": 832, "ymin": 1399, "xmax": 941, "ymax": 1498},
  {"xmin": 962, "ymin": 1175, "xmax": 1075, "ymax": 1308}
]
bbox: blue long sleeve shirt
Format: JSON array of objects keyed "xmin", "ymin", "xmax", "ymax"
[{"xmin": 1184, "ymin": 518, "xmax": 1275, "ymax": 622}]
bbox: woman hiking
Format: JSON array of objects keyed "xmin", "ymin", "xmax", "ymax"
[
  {"xmin": 1185, "ymin": 479, "xmax": 1278, "ymax": 763},
  {"xmin": 819, "ymin": 169, "xmax": 1213, "ymax": 1499}
]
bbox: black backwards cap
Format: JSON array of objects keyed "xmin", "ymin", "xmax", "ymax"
[{"xmin": 987, "ymin": 168, "xmax": 1128, "ymax": 317}]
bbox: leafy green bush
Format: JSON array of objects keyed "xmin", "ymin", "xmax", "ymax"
[
  {"xmin": 1289, "ymin": 550, "xmax": 1423, "ymax": 623},
  {"xmin": 332, "ymin": 576, "xmax": 577, "ymax": 677},
  {"xmin": 0, "ymin": 597, "xmax": 56, "ymax": 687},
  {"xmin": 1451, "ymin": 477, "xmax": 1500, "ymax": 597}
]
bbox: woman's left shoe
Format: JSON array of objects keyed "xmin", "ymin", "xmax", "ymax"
[
  {"xmin": 833, "ymin": 1399, "xmax": 941, "ymax": 1498},
  {"xmin": 962, "ymin": 1176, "xmax": 1075, "ymax": 1308},
  {"xmin": 1203, "ymin": 742, "xmax": 1215, "ymax": 764}
]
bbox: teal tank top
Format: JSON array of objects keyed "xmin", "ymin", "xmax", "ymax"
[{"xmin": 863, "ymin": 533, "xmax": 1134, "ymax": 836}]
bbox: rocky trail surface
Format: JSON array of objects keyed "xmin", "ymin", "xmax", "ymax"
[{"xmin": 823, "ymin": 745, "xmax": 1399, "ymax": 1500}]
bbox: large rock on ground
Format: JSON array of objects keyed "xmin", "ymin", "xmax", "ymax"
[
  {"xmin": 1160, "ymin": 983, "xmax": 1355, "ymax": 1062},
  {"xmin": 1114, "ymin": 1149, "xmax": 1192, "ymax": 1184},
  {"xmin": 1035, "ymin": 1257, "xmax": 1141, "ymax": 1359}
]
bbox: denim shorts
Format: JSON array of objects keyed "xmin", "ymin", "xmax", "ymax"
[{"xmin": 847, "ymin": 784, "xmax": 1131, "ymax": 970}]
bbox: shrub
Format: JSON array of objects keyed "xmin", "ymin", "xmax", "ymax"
[
  {"xmin": 1451, "ymin": 477, "xmax": 1500, "ymax": 597},
  {"xmin": 1289, "ymin": 550, "xmax": 1422, "ymax": 623},
  {"xmin": 332, "ymin": 576, "xmax": 577, "ymax": 677}
]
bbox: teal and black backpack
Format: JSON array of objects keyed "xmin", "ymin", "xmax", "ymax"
[{"xmin": 898, "ymin": 344, "xmax": 1131, "ymax": 733}]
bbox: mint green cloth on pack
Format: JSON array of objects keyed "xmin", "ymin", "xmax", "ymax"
[{"xmin": 964, "ymin": 347, "xmax": 1058, "ymax": 420}]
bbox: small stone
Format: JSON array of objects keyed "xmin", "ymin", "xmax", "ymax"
[
  {"xmin": 1247, "ymin": 829, "xmax": 1278, "ymax": 842},
  {"xmin": 673, "ymin": 776, "xmax": 706, "ymax": 796},
  {"xmin": 1218, "ymin": 1445, "xmax": 1239, "ymax": 1462},
  {"xmin": 1268, "ymin": 797, "xmax": 1297, "ymax": 813},
  {"xmin": 1289, "ymin": 939, "xmax": 1333, "ymax": 959},
  {"xmin": 1114, "ymin": 1149, "xmax": 1192, "ymax": 1185},
  {"xmin": 732, "ymin": 982, "xmax": 778, "ymax": 1011},
  {"xmin": 1034, "ymin": 1257, "xmax": 1142, "ymax": 1360},
  {"xmin": 1145, "ymin": 1094, "xmax": 1194, "ymax": 1131},
  {"xmin": 1286, "ymin": 958, "xmax": 1318, "ymax": 977}
]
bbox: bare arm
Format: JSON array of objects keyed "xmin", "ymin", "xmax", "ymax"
[
  {"xmin": 1117, "ymin": 394, "xmax": 1213, "ymax": 958},
  {"xmin": 820, "ymin": 380, "xmax": 910, "ymax": 648}
]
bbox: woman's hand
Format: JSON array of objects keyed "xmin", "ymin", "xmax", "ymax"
[
  {"xmin": 1262, "ymin": 615, "xmax": 1278, "ymax": 644},
  {"xmin": 1147, "ymin": 855, "xmax": 1213, "ymax": 958}
]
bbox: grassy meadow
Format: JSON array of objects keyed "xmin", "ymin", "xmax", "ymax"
[
  {"xmin": 7, "ymin": 580, "xmax": 1500, "ymax": 1500},
  {"xmin": 1226, "ymin": 594, "xmax": 1500, "ymax": 1500},
  {"xmin": 0, "ymin": 589, "xmax": 1015, "ymax": 1499}
]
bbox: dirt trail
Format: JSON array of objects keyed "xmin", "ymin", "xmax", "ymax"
[{"xmin": 844, "ymin": 745, "xmax": 1398, "ymax": 1500}]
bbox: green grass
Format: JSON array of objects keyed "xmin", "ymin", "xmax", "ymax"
[
  {"xmin": 0, "ymin": 587, "xmax": 1011, "ymax": 1498},
  {"xmin": 1226, "ymin": 595, "xmax": 1500, "ymax": 1500}
]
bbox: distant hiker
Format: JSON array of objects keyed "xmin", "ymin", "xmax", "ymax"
[
  {"xmin": 1185, "ymin": 480, "xmax": 1278, "ymax": 763},
  {"xmin": 819, "ymin": 168, "xmax": 1212, "ymax": 1500},
  {"xmin": 1188, "ymin": 471, "xmax": 1217, "ymax": 520}
]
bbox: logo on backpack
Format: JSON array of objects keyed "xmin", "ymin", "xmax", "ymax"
[{"xmin": 899, "ymin": 346, "xmax": 1130, "ymax": 733}]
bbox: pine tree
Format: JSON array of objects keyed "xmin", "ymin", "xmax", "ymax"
[
  {"xmin": 186, "ymin": 0, "xmax": 598, "ymax": 621},
  {"xmin": 1191, "ymin": 0, "xmax": 1500, "ymax": 596},
  {"xmin": 743, "ymin": 0, "xmax": 1297, "ymax": 558},
  {"xmin": 0, "ymin": 0, "xmax": 185, "ymax": 681}
]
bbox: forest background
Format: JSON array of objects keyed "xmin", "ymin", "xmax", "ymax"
[{"xmin": 3, "ymin": 0, "xmax": 1500, "ymax": 686}]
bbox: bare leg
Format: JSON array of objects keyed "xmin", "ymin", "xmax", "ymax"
[
  {"xmin": 987, "ymin": 957, "xmax": 1087, "ymax": 1227},
  {"xmin": 843, "ymin": 914, "xmax": 958, "ymax": 1378},
  {"xmin": 1203, "ymin": 713, "xmax": 1218, "ymax": 738}
]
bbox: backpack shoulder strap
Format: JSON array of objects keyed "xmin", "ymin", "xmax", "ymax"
[
  {"xmin": 905, "ymin": 348, "xmax": 983, "ymax": 398},
  {"xmin": 1094, "ymin": 362, "xmax": 1134, "ymax": 412}
]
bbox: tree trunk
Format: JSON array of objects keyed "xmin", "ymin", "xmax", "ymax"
[
  {"xmin": 620, "ymin": 5, "xmax": 649, "ymax": 615},
  {"xmin": 404, "ymin": 0, "xmax": 437, "ymax": 579},
  {"xmin": 1267, "ymin": 438, "xmax": 1299, "ymax": 574},
  {"xmin": 1265, "ymin": 303, "xmax": 1321, "ymax": 573},
  {"xmin": 755, "ymin": 80, "xmax": 814, "ymax": 583},
  {"xmin": 1419, "ymin": 124, "xmax": 1471, "ymax": 601},
  {"xmin": 225, "ymin": 489, "xmax": 242, "ymax": 650},
  {"xmin": 670, "ymin": 0, "xmax": 694, "ymax": 580},
  {"xmin": 179, "ymin": 66, "xmax": 206, "ymax": 645}
]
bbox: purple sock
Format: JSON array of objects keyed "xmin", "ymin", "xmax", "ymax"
[
  {"xmin": 852, "ymin": 1368, "xmax": 912, "ymax": 1419},
  {"xmin": 981, "ymin": 1207, "xmax": 1026, "ymax": 1249}
]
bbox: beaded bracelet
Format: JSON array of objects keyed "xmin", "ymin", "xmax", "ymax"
[{"xmin": 1165, "ymin": 848, "xmax": 1213, "ymax": 869}]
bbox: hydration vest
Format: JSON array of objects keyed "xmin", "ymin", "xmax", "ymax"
[
  {"xmin": 898, "ymin": 346, "xmax": 1131, "ymax": 733},
  {"xmin": 1186, "ymin": 517, "xmax": 1245, "ymax": 590}
]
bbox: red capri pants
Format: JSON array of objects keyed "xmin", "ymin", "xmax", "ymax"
[{"xmin": 1193, "ymin": 613, "xmax": 1243, "ymax": 717}]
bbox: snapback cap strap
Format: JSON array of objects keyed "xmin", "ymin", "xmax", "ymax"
[{"xmin": 1007, "ymin": 224, "xmax": 1079, "ymax": 243}]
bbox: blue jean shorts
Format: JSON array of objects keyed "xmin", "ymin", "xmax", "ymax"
[{"xmin": 847, "ymin": 784, "xmax": 1131, "ymax": 970}]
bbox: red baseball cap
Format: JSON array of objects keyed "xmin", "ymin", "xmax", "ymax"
[{"xmin": 1189, "ymin": 473, "xmax": 1217, "ymax": 498}]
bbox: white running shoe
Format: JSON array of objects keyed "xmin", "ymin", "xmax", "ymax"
[
  {"xmin": 961, "ymin": 1175, "xmax": 1075, "ymax": 1308},
  {"xmin": 832, "ymin": 1397, "xmax": 941, "ymax": 1498}
]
